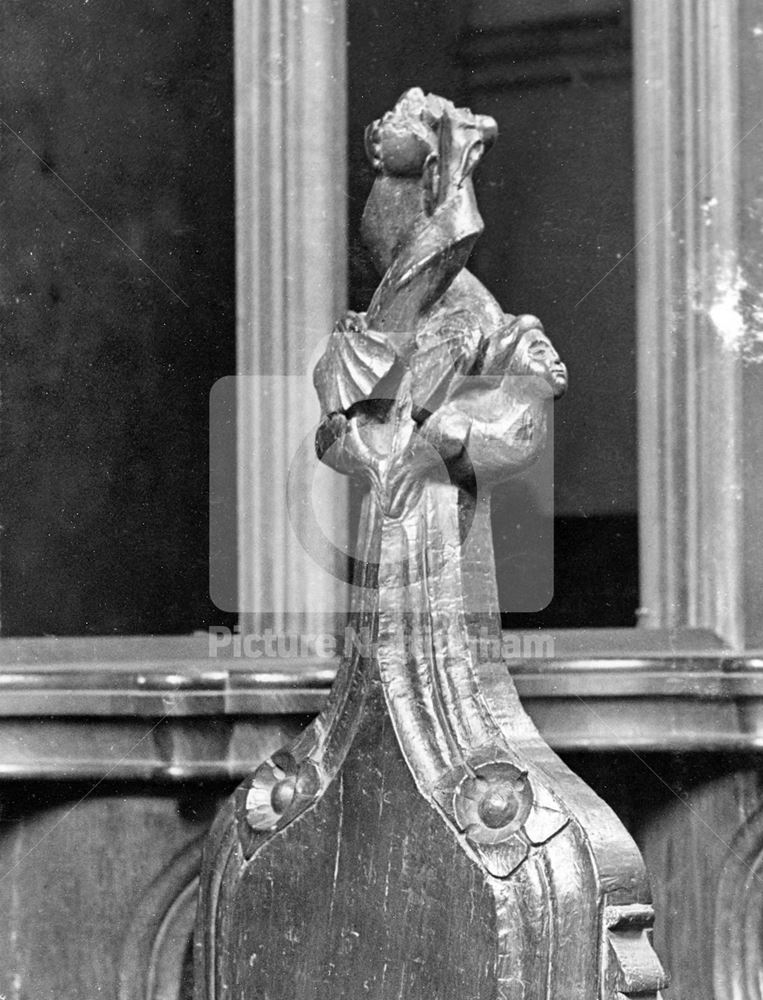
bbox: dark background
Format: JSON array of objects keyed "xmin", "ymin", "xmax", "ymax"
[
  {"xmin": 346, "ymin": 1, "xmax": 638, "ymax": 629},
  {"xmin": 0, "ymin": 0, "xmax": 236, "ymax": 634},
  {"xmin": 0, "ymin": 0, "xmax": 636, "ymax": 635}
]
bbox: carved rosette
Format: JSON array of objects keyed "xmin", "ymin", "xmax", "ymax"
[
  {"xmin": 441, "ymin": 755, "xmax": 568, "ymax": 876},
  {"xmin": 239, "ymin": 752, "xmax": 322, "ymax": 843}
]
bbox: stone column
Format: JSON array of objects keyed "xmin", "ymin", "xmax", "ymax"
[
  {"xmin": 634, "ymin": 0, "xmax": 763, "ymax": 646},
  {"xmin": 234, "ymin": 0, "xmax": 348, "ymax": 634}
]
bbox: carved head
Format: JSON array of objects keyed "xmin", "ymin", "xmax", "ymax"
[
  {"xmin": 364, "ymin": 88, "xmax": 497, "ymax": 187},
  {"xmin": 508, "ymin": 329, "xmax": 568, "ymax": 399},
  {"xmin": 361, "ymin": 88, "xmax": 498, "ymax": 272}
]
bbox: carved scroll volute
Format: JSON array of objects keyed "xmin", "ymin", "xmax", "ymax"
[{"xmin": 194, "ymin": 89, "xmax": 667, "ymax": 1000}]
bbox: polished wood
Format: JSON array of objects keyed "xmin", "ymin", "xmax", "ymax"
[
  {"xmin": 2, "ymin": 5, "xmax": 763, "ymax": 1000},
  {"xmin": 0, "ymin": 628, "xmax": 760, "ymax": 997},
  {"xmin": 0, "ymin": 722, "xmax": 757, "ymax": 1000},
  {"xmin": 194, "ymin": 90, "xmax": 665, "ymax": 1000},
  {"xmin": 8, "ymin": 643, "xmax": 763, "ymax": 765},
  {"xmin": 7, "ymin": 633, "xmax": 763, "ymax": 759},
  {"xmin": 568, "ymin": 753, "xmax": 763, "ymax": 1000}
]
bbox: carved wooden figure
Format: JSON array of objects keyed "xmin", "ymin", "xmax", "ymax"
[{"xmin": 194, "ymin": 89, "xmax": 667, "ymax": 1000}]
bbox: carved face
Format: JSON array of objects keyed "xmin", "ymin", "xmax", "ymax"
[{"xmin": 510, "ymin": 331, "xmax": 568, "ymax": 398}]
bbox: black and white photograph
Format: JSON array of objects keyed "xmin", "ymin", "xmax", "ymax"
[{"xmin": 1, "ymin": 2, "xmax": 760, "ymax": 998}]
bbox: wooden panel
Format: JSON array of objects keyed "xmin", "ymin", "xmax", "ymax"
[
  {"xmin": 0, "ymin": 783, "xmax": 227, "ymax": 999},
  {"xmin": 0, "ymin": 722, "xmax": 757, "ymax": 999},
  {"xmin": 7, "ymin": 634, "xmax": 763, "ymax": 758},
  {"xmin": 570, "ymin": 752, "xmax": 763, "ymax": 1000},
  {"xmin": 218, "ymin": 686, "xmax": 506, "ymax": 1000}
]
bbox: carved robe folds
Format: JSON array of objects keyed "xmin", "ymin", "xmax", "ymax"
[{"xmin": 194, "ymin": 89, "xmax": 666, "ymax": 1000}]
